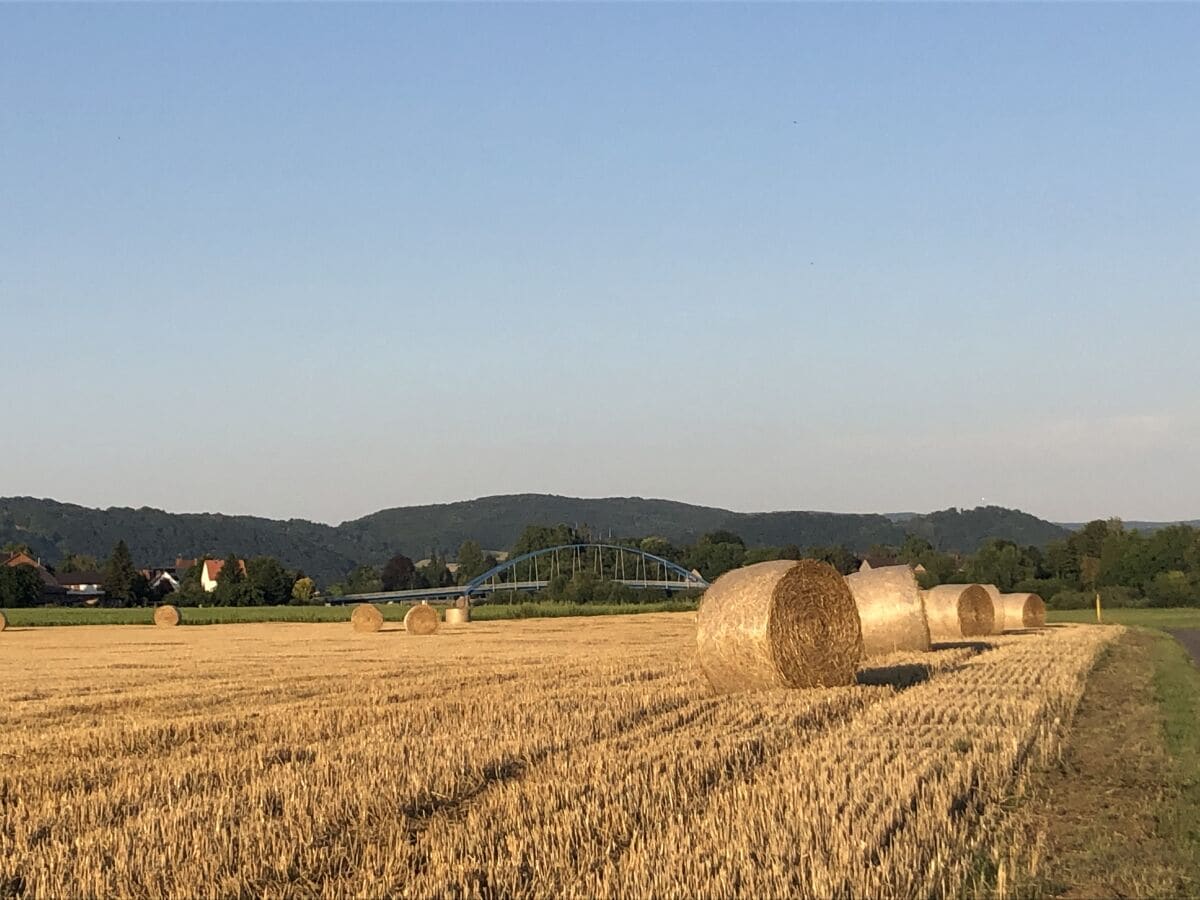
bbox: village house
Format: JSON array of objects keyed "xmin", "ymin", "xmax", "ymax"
[
  {"xmin": 201, "ymin": 558, "xmax": 247, "ymax": 592},
  {"xmin": 3, "ymin": 552, "xmax": 69, "ymax": 602},
  {"xmin": 56, "ymin": 570, "xmax": 106, "ymax": 604}
]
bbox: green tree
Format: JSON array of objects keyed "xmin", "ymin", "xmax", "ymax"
[
  {"xmin": 0, "ymin": 564, "xmax": 44, "ymax": 607},
  {"xmin": 58, "ymin": 553, "xmax": 99, "ymax": 574},
  {"xmin": 213, "ymin": 554, "xmax": 257, "ymax": 606},
  {"xmin": 455, "ymin": 541, "xmax": 489, "ymax": 583},
  {"xmin": 103, "ymin": 540, "xmax": 139, "ymax": 605},
  {"xmin": 511, "ymin": 524, "xmax": 580, "ymax": 557},
  {"xmin": 246, "ymin": 556, "xmax": 293, "ymax": 605},
  {"xmin": 346, "ymin": 565, "xmax": 382, "ymax": 594},
  {"xmin": 381, "ymin": 554, "xmax": 417, "ymax": 591},
  {"xmin": 291, "ymin": 576, "xmax": 317, "ymax": 604}
]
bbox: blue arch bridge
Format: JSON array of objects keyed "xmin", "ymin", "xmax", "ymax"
[{"xmin": 329, "ymin": 543, "xmax": 709, "ymax": 605}]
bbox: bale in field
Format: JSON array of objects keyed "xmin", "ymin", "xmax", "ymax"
[
  {"xmin": 0, "ymin": 611, "xmax": 6, "ymax": 632},
  {"xmin": 153, "ymin": 605, "xmax": 181, "ymax": 627},
  {"xmin": 351, "ymin": 603, "xmax": 384, "ymax": 633},
  {"xmin": 919, "ymin": 584, "xmax": 995, "ymax": 641},
  {"xmin": 404, "ymin": 602, "xmax": 440, "ymax": 635},
  {"xmin": 842, "ymin": 565, "xmax": 931, "ymax": 656},
  {"xmin": 979, "ymin": 584, "xmax": 1007, "ymax": 633},
  {"xmin": 999, "ymin": 592, "xmax": 1047, "ymax": 629},
  {"xmin": 696, "ymin": 559, "xmax": 863, "ymax": 693},
  {"xmin": 444, "ymin": 607, "xmax": 470, "ymax": 625}
]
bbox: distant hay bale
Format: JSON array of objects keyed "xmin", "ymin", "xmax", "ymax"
[
  {"xmin": 444, "ymin": 607, "xmax": 470, "ymax": 625},
  {"xmin": 0, "ymin": 611, "xmax": 6, "ymax": 632},
  {"xmin": 351, "ymin": 603, "xmax": 384, "ymax": 633},
  {"xmin": 920, "ymin": 584, "xmax": 995, "ymax": 641},
  {"xmin": 454, "ymin": 596, "xmax": 469, "ymax": 610},
  {"xmin": 153, "ymin": 605, "xmax": 180, "ymax": 628},
  {"xmin": 1000, "ymin": 592, "xmax": 1047, "ymax": 629},
  {"xmin": 404, "ymin": 602, "xmax": 440, "ymax": 635},
  {"xmin": 843, "ymin": 565, "xmax": 931, "ymax": 656},
  {"xmin": 696, "ymin": 559, "xmax": 863, "ymax": 693},
  {"xmin": 980, "ymin": 584, "xmax": 1007, "ymax": 633}
]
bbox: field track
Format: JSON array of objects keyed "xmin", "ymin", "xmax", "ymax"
[{"xmin": 0, "ymin": 614, "xmax": 1116, "ymax": 898}]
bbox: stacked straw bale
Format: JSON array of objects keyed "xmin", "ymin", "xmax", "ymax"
[
  {"xmin": 405, "ymin": 602, "xmax": 440, "ymax": 635},
  {"xmin": 351, "ymin": 603, "xmax": 384, "ymax": 633},
  {"xmin": 153, "ymin": 605, "xmax": 180, "ymax": 628},
  {"xmin": 444, "ymin": 607, "xmax": 470, "ymax": 625},
  {"xmin": 999, "ymin": 592, "xmax": 1047, "ymax": 629},
  {"xmin": 979, "ymin": 584, "xmax": 1007, "ymax": 633},
  {"xmin": 842, "ymin": 565, "xmax": 931, "ymax": 656},
  {"xmin": 696, "ymin": 559, "xmax": 863, "ymax": 693},
  {"xmin": 0, "ymin": 611, "xmax": 6, "ymax": 632},
  {"xmin": 919, "ymin": 584, "xmax": 995, "ymax": 641}
]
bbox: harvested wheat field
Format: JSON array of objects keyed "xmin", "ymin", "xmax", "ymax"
[{"xmin": 0, "ymin": 614, "xmax": 1114, "ymax": 898}]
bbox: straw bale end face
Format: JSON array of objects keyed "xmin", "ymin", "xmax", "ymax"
[
  {"xmin": 404, "ymin": 603, "xmax": 440, "ymax": 635},
  {"xmin": 0, "ymin": 610, "xmax": 7, "ymax": 632},
  {"xmin": 920, "ymin": 584, "xmax": 994, "ymax": 640},
  {"xmin": 980, "ymin": 585, "xmax": 1006, "ymax": 633},
  {"xmin": 351, "ymin": 603, "xmax": 384, "ymax": 633},
  {"xmin": 444, "ymin": 607, "xmax": 470, "ymax": 625},
  {"xmin": 696, "ymin": 559, "xmax": 863, "ymax": 694},
  {"xmin": 153, "ymin": 605, "xmax": 180, "ymax": 628}
]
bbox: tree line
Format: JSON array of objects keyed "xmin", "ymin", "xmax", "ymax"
[{"xmin": 4, "ymin": 518, "xmax": 1199, "ymax": 609}]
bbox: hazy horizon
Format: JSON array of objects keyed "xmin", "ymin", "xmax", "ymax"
[{"xmin": 3, "ymin": 5, "xmax": 1197, "ymax": 524}]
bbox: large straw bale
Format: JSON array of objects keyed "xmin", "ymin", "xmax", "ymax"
[
  {"xmin": 153, "ymin": 605, "xmax": 180, "ymax": 627},
  {"xmin": 444, "ymin": 607, "xmax": 470, "ymax": 624},
  {"xmin": 920, "ymin": 584, "xmax": 995, "ymax": 641},
  {"xmin": 405, "ymin": 602, "xmax": 440, "ymax": 635},
  {"xmin": 351, "ymin": 603, "xmax": 384, "ymax": 633},
  {"xmin": 696, "ymin": 559, "xmax": 863, "ymax": 693},
  {"xmin": 999, "ymin": 592, "xmax": 1047, "ymax": 629},
  {"xmin": 0, "ymin": 611, "xmax": 6, "ymax": 632},
  {"xmin": 979, "ymin": 584, "xmax": 1007, "ymax": 633},
  {"xmin": 842, "ymin": 565, "xmax": 931, "ymax": 655}
]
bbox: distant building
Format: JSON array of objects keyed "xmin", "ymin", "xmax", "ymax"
[
  {"xmin": 858, "ymin": 557, "xmax": 927, "ymax": 577},
  {"xmin": 148, "ymin": 571, "xmax": 180, "ymax": 594},
  {"xmin": 56, "ymin": 570, "xmax": 106, "ymax": 605},
  {"xmin": 3, "ymin": 552, "xmax": 69, "ymax": 603},
  {"xmin": 201, "ymin": 558, "xmax": 246, "ymax": 592}
]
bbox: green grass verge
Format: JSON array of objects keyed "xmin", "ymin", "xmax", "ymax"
[
  {"xmin": 1049, "ymin": 607, "xmax": 1200, "ymax": 630},
  {"xmin": 0, "ymin": 599, "xmax": 698, "ymax": 627},
  {"xmin": 1150, "ymin": 633, "xmax": 1200, "ymax": 873}
]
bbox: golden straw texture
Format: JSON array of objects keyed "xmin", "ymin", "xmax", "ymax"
[
  {"xmin": 153, "ymin": 605, "xmax": 180, "ymax": 628},
  {"xmin": 979, "ymin": 585, "xmax": 1006, "ymax": 633},
  {"xmin": 696, "ymin": 559, "xmax": 863, "ymax": 693},
  {"xmin": 444, "ymin": 608, "xmax": 470, "ymax": 625},
  {"xmin": 999, "ymin": 592, "xmax": 1047, "ymax": 629},
  {"xmin": 405, "ymin": 603, "xmax": 440, "ymax": 635},
  {"xmin": 920, "ymin": 584, "xmax": 995, "ymax": 641},
  {"xmin": 350, "ymin": 603, "xmax": 384, "ymax": 633},
  {"xmin": 843, "ymin": 565, "xmax": 931, "ymax": 655},
  {"xmin": 0, "ymin": 611, "xmax": 6, "ymax": 632}
]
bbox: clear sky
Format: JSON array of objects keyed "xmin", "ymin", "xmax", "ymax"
[{"xmin": 2, "ymin": 4, "xmax": 1197, "ymax": 525}]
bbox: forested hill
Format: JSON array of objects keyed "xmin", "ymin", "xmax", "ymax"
[{"xmin": 1, "ymin": 494, "xmax": 1071, "ymax": 583}]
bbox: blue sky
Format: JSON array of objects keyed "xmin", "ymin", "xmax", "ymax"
[{"xmin": 1, "ymin": 4, "xmax": 1197, "ymax": 524}]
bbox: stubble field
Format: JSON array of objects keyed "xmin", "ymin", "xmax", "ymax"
[{"xmin": 0, "ymin": 614, "xmax": 1115, "ymax": 898}]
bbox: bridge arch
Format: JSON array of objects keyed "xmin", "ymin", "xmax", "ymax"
[{"xmin": 463, "ymin": 543, "xmax": 708, "ymax": 598}]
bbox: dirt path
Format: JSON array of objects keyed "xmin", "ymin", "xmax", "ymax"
[
  {"xmin": 1020, "ymin": 630, "xmax": 1196, "ymax": 898},
  {"xmin": 1168, "ymin": 628, "xmax": 1200, "ymax": 666}
]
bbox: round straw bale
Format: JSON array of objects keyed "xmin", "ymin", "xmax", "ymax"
[
  {"xmin": 404, "ymin": 602, "xmax": 440, "ymax": 635},
  {"xmin": 153, "ymin": 604, "xmax": 181, "ymax": 627},
  {"xmin": 999, "ymin": 592, "xmax": 1046, "ymax": 629},
  {"xmin": 919, "ymin": 584, "xmax": 995, "ymax": 641},
  {"xmin": 842, "ymin": 565, "xmax": 931, "ymax": 656},
  {"xmin": 444, "ymin": 607, "xmax": 470, "ymax": 625},
  {"xmin": 696, "ymin": 559, "xmax": 863, "ymax": 693},
  {"xmin": 351, "ymin": 603, "xmax": 384, "ymax": 633},
  {"xmin": 0, "ymin": 611, "xmax": 7, "ymax": 632},
  {"xmin": 979, "ymin": 584, "xmax": 1007, "ymax": 633}
]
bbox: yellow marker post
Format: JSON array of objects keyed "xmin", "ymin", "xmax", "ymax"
[{"xmin": 1095, "ymin": 591, "xmax": 1102, "ymax": 624}]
